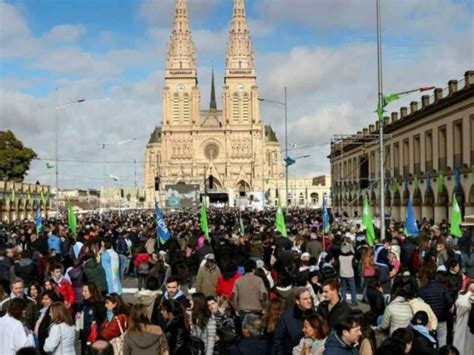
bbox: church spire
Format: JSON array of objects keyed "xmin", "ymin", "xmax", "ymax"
[
  {"xmin": 210, "ymin": 69, "xmax": 217, "ymax": 110},
  {"xmin": 225, "ymin": 0, "xmax": 255, "ymax": 78},
  {"xmin": 166, "ymin": 0, "xmax": 197, "ymax": 80}
]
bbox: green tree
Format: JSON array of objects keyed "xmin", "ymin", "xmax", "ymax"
[{"xmin": 0, "ymin": 130, "xmax": 37, "ymax": 182}]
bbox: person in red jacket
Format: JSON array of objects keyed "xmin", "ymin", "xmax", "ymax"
[
  {"xmin": 134, "ymin": 248, "xmax": 151, "ymax": 290},
  {"xmin": 51, "ymin": 264, "xmax": 75, "ymax": 311},
  {"xmin": 100, "ymin": 293, "xmax": 129, "ymax": 341},
  {"xmin": 216, "ymin": 260, "xmax": 241, "ymax": 299}
]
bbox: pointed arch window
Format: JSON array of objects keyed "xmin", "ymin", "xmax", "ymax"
[
  {"xmin": 232, "ymin": 93, "xmax": 240, "ymax": 122},
  {"xmin": 183, "ymin": 93, "xmax": 190, "ymax": 123},
  {"xmin": 172, "ymin": 93, "xmax": 180, "ymax": 123},
  {"xmin": 242, "ymin": 93, "xmax": 249, "ymax": 122}
]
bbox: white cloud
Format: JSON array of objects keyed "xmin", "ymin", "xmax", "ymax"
[
  {"xmin": 0, "ymin": 0, "xmax": 30, "ymax": 39},
  {"xmin": 43, "ymin": 24, "xmax": 86, "ymax": 43}
]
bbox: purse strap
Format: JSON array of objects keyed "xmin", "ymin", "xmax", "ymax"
[{"xmin": 115, "ymin": 316, "xmax": 124, "ymax": 335}]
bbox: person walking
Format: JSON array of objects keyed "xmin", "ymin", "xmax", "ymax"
[
  {"xmin": 190, "ymin": 292, "xmax": 216, "ymax": 355},
  {"xmin": 123, "ymin": 303, "xmax": 169, "ymax": 355},
  {"xmin": 453, "ymin": 281, "xmax": 474, "ymax": 355},
  {"xmin": 316, "ymin": 279, "xmax": 352, "ymax": 330},
  {"xmin": 273, "ymin": 287, "xmax": 314, "ymax": 355},
  {"xmin": 0, "ymin": 298, "xmax": 35, "ymax": 355},
  {"xmin": 43, "ymin": 302, "xmax": 76, "ymax": 355},
  {"xmin": 339, "ymin": 241, "xmax": 358, "ymax": 306},
  {"xmin": 323, "ymin": 313, "xmax": 362, "ymax": 355},
  {"xmin": 195, "ymin": 254, "xmax": 221, "ymax": 298}
]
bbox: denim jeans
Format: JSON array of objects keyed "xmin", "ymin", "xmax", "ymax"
[
  {"xmin": 118, "ymin": 254, "xmax": 130, "ymax": 280},
  {"xmin": 340, "ymin": 277, "xmax": 357, "ymax": 304}
]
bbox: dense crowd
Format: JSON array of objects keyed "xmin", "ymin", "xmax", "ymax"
[{"xmin": 0, "ymin": 208, "xmax": 473, "ymax": 355}]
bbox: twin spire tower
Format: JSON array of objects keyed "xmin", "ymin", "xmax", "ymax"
[
  {"xmin": 163, "ymin": 0, "xmax": 258, "ymax": 126},
  {"xmin": 145, "ymin": 0, "xmax": 283, "ymax": 207}
]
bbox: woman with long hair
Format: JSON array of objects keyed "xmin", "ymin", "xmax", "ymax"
[
  {"xmin": 293, "ymin": 314, "xmax": 330, "ymax": 355},
  {"xmin": 361, "ymin": 247, "xmax": 376, "ymax": 303},
  {"xmin": 190, "ymin": 292, "xmax": 216, "ymax": 355},
  {"xmin": 80, "ymin": 283, "xmax": 106, "ymax": 355},
  {"xmin": 99, "ymin": 293, "xmax": 129, "ymax": 341},
  {"xmin": 123, "ymin": 303, "xmax": 169, "ymax": 355},
  {"xmin": 160, "ymin": 299, "xmax": 190, "ymax": 355},
  {"xmin": 43, "ymin": 302, "xmax": 76, "ymax": 355},
  {"xmin": 262, "ymin": 299, "xmax": 284, "ymax": 339},
  {"xmin": 35, "ymin": 290, "xmax": 60, "ymax": 355},
  {"xmin": 28, "ymin": 282, "xmax": 42, "ymax": 307}
]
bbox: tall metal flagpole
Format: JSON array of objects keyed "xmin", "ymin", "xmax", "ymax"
[
  {"xmin": 376, "ymin": 0, "xmax": 386, "ymax": 241},
  {"xmin": 284, "ymin": 87, "xmax": 288, "ymax": 209}
]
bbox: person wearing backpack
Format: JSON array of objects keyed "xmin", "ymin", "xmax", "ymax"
[{"xmin": 134, "ymin": 248, "xmax": 150, "ymax": 291}]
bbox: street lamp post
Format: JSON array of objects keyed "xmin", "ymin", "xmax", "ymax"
[
  {"xmin": 259, "ymin": 87, "xmax": 288, "ymax": 207},
  {"xmin": 54, "ymin": 89, "xmax": 85, "ymax": 217}
]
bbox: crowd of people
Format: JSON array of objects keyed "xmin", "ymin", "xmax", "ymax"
[{"xmin": 0, "ymin": 207, "xmax": 473, "ymax": 355}]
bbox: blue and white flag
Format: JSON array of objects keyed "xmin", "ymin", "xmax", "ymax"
[
  {"xmin": 322, "ymin": 195, "xmax": 330, "ymax": 234},
  {"xmin": 404, "ymin": 198, "xmax": 419, "ymax": 237},
  {"xmin": 155, "ymin": 203, "xmax": 170, "ymax": 244},
  {"xmin": 34, "ymin": 202, "xmax": 43, "ymax": 233}
]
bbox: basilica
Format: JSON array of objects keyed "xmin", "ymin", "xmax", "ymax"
[{"xmin": 144, "ymin": 0, "xmax": 285, "ymax": 207}]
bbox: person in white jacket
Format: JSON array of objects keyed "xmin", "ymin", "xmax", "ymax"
[
  {"xmin": 44, "ymin": 302, "xmax": 77, "ymax": 355},
  {"xmin": 453, "ymin": 282, "xmax": 474, "ymax": 355},
  {"xmin": 0, "ymin": 298, "xmax": 34, "ymax": 355}
]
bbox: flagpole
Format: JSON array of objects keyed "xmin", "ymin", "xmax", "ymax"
[{"xmin": 376, "ymin": 0, "xmax": 386, "ymax": 242}]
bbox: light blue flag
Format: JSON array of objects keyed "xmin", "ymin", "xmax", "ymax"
[
  {"xmin": 155, "ymin": 203, "xmax": 170, "ymax": 244},
  {"xmin": 34, "ymin": 202, "xmax": 43, "ymax": 233},
  {"xmin": 322, "ymin": 195, "xmax": 330, "ymax": 234},
  {"xmin": 404, "ymin": 198, "xmax": 419, "ymax": 237}
]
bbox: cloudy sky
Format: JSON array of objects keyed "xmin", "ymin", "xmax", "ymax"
[{"xmin": 1, "ymin": 0, "xmax": 472, "ymax": 190}]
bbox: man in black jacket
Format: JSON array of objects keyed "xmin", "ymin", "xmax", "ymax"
[
  {"xmin": 229, "ymin": 313, "xmax": 271, "ymax": 355},
  {"xmin": 316, "ymin": 279, "xmax": 352, "ymax": 330},
  {"xmin": 273, "ymin": 287, "xmax": 313, "ymax": 355}
]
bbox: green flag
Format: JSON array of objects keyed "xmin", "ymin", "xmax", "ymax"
[
  {"xmin": 67, "ymin": 201, "xmax": 77, "ymax": 237},
  {"xmin": 275, "ymin": 199, "xmax": 287, "ymax": 237},
  {"xmin": 450, "ymin": 195, "xmax": 462, "ymax": 238},
  {"xmin": 26, "ymin": 191, "xmax": 31, "ymax": 202},
  {"xmin": 383, "ymin": 93, "xmax": 400, "ymax": 107},
  {"xmin": 45, "ymin": 162, "xmax": 54, "ymax": 169},
  {"xmin": 239, "ymin": 217, "xmax": 245, "ymax": 236},
  {"xmin": 362, "ymin": 196, "xmax": 376, "ymax": 247},
  {"xmin": 10, "ymin": 189, "xmax": 16, "ymax": 202},
  {"xmin": 200, "ymin": 200, "xmax": 209, "ymax": 240},
  {"xmin": 414, "ymin": 175, "xmax": 419, "ymax": 191},
  {"xmin": 391, "ymin": 177, "xmax": 399, "ymax": 192},
  {"xmin": 437, "ymin": 172, "xmax": 445, "ymax": 194},
  {"xmin": 40, "ymin": 191, "xmax": 46, "ymax": 203},
  {"xmin": 375, "ymin": 105, "xmax": 385, "ymax": 121}
]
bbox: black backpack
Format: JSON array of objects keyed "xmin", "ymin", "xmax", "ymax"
[{"xmin": 188, "ymin": 335, "xmax": 205, "ymax": 355}]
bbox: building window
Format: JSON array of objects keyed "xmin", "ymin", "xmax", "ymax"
[
  {"xmin": 310, "ymin": 192, "xmax": 319, "ymax": 205},
  {"xmin": 232, "ymin": 93, "xmax": 240, "ymax": 122},
  {"xmin": 299, "ymin": 192, "xmax": 305, "ymax": 206},
  {"xmin": 403, "ymin": 139, "xmax": 409, "ymax": 176},
  {"xmin": 393, "ymin": 142, "xmax": 400, "ymax": 176},
  {"xmin": 438, "ymin": 126, "xmax": 447, "ymax": 171},
  {"xmin": 470, "ymin": 115, "xmax": 474, "ymax": 165},
  {"xmin": 172, "ymin": 94, "xmax": 180, "ymax": 123},
  {"xmin": 183, "ymin": 94, "xmax": 190, "ymax": 123},
  {"xmin": 414, "ymin": 135, "xmax": 420, "ymax": 174},
  {"xmin": 453, "ymin": 120, "xmax": 463, "ymax": 168},
  {"xmin": 242, "ymin": 93, "xmax": 249, "ymax": 122},
  {"xmin": 425, "ymin": 130, "xmax": 433, "ymax": 172}
]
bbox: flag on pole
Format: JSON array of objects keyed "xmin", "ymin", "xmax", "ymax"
[
  {"xmin": 34, "ymin": 202, "xmax": 43, "ymax": 234},
  {"xmin": 67, "ymin": 200, "xmax": 77, "ymax": 237},
  {"xmin": 40, "ymin": 191, "xmax": 46, "ymax": 203},
  {"xmin": 414, "ymin": 175, "xmax": 419, "ymax": 191},
  {"xmin": 45, "ymin": 162, "xmax": 54, "ymax": 169},
  {"xmin": 322, "ymin": 195, "xmax": 330, "ymax": 234},
  {"xmin": 391, "ymin": 176, "xmax": 399, "ymax": 192},
  {"xmin": 362, "ymin": 196, "xmax": 376, "ymax": 247},
  {"xmin": 450, "ymin": 195, "xmax": 462, "ymax": 238},
  {"xmin": 10, "ymin": 189, "xmax": 16, "ymax": 202},
  {"xmin": 383, "ymin": 93, "xmax": 400, "ymax": 107},
  {"xmin": 200, "ymin": 200, "xmax": 209, "ymax": 240},
  {"xmin": 26, "ymin": 191, "xmax": 31, "ymax": 203},
  {"xmin": 437, "ymin": 172, "xmax": 445, "ymax": 194},
  {"xmin": 155, "ymin": 203, "xmax": 170, "ymax": 244},
  {"xmin": 239, "ymin": 217, "xmax": 245, "ymax": 236},
  {"xmin": 404, "ymin": 199, "xmax": 419, "ymax": 237},
  {"xmin": 275, "ymin": 199, "xmax": 287, "ymax": 237}
]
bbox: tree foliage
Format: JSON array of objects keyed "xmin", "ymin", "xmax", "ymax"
[{"xmin": 0, "ymin": 130, "xmax": 37, "ymax": 182}]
